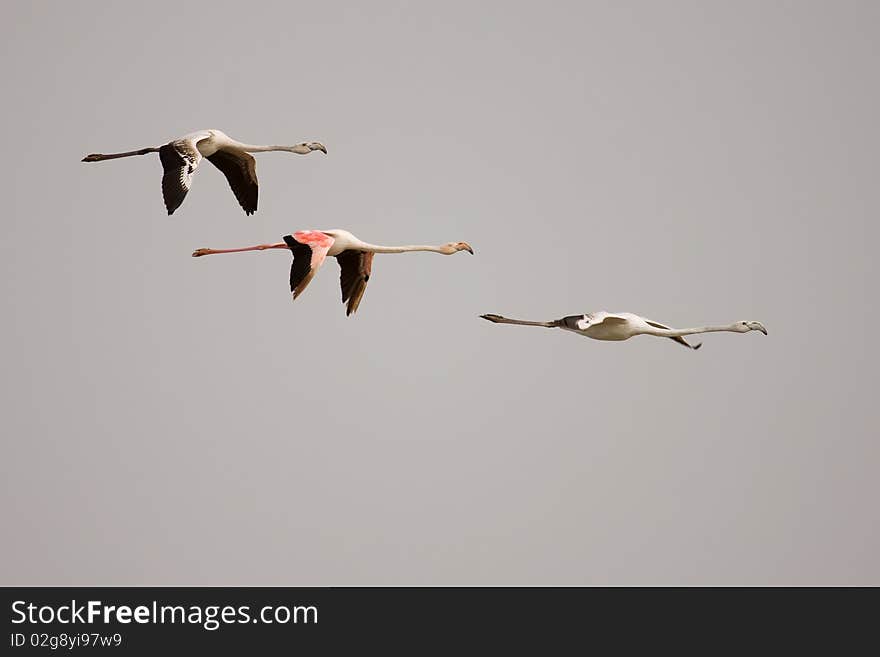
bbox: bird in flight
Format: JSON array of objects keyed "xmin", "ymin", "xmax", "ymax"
[
  {"xmin": 480, "ymin": 311, "xmax": 767, "ymax": 349},
  {"xmin": 82, "ymin": 129, "xmax": 326, "ymax": 216},
  {"xmin": 192, "ymin": 229, "xmax": 474, "ymax": 315}
]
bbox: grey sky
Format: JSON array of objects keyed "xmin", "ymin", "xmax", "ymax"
[{"xmin": 1, "ymin": 0, "xmax": 877, "ymax": 585}]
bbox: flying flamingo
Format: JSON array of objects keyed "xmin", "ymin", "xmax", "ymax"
[
  {"xmin": 82, "ymin": 129, "xmax": 326, "ymax": 216},
  {"xmin": 192, "ymin": 229, "xmax": 474, "ymax": 315},
  {"xmin": 480, "ymin": 311, "xmax": 767, "ymax": 349}
]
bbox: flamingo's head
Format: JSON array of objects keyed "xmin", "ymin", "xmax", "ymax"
[
  {"xmin": 442, "ymin": 241, "xmax": 474, "ymax": 255},
  {"xmin": 291, "ymin": 142, "xmax": 327, "ymax": 154},
  {"xmin": 735, "ymin": 320, "xmax": 767, "ymax": 335}
]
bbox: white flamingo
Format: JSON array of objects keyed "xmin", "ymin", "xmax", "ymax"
[
  {"xmin": 480, "ymin": 311, "xmax": 767, "ymax": 349},
  {"xmin": 192, "ymin": 229, "xmax": 474, "ymax": 315},
  {"xmin": 82, "ymin": 129, "xmax": 326, "ymax": 215}
]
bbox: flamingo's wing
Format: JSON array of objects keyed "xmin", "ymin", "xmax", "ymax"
[
  {"xmin": 567, "ymin": 313, "xmax": 628, "ymax": 330},
  {"xmin": 283, "ymin": 231, "xmax": 335, "ymax": 300},
  {"xmin": 644, "ymin": 319, "xmax": 702, "ymax": 350},
  {"xmin": 206, "ymin": 148, "xmax": 258, "ymax": 215},
  {"xmin": 336, "ymin": 250, "xmax": 374, "ymax": 316},
  {"xmin": 158, "ymin": 138, "xmax": 203, "ymax": 215}
]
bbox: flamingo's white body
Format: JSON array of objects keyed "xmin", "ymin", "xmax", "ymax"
[
  {"xmin": 193, "ymin": 229, "xmax": 474, "ymax": 315},
  {"xmin": 82, "ymin": 129, "xmax": 326, "ymax": 216},
  {"xmin": 480, "ymin": 311, "xmax": 767, "ymax": 349}
]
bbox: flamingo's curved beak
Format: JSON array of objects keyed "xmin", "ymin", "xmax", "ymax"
[
  {"xmin": 309, "ymin": 142, "xmax": 327, "ymax": 154},
  {"xmin": 459, "ymin": 242, "xmax": 474, "ymax": 255}
]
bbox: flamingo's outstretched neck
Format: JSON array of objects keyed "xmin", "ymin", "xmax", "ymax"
[
  {"xmin": 231, "ymin": 141, "xmax": 327, "ymax": 155},
  {"xmin": 480, "ymin": 314, "xmax": 559, "ymax": 328},
  {"xmin": 81, "ymin": 147, "xmax": 160, "ymax": 162},
  {"xmin": 356, "ymin": 241, "xmax": 474, "ymax": 255},
  {"xmin": 192, "ymin": 243, "xmax": 289, "ymax": 257},
  {"xmin": 644, "ymin": 324, "xmax": 740, "ymax": 338}
]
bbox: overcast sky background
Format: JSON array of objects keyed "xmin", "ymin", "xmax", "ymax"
[{"xmin": 1, "ymin": 1, "xmax": 877, "ymax": 585}]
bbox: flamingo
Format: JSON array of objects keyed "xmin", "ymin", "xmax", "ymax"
[
  {"xmin": 81, "ymin": 129, "xmax": 326, "ymax": 216},
  {"xmin": 192, "ymin": 229, "xmax": 474, "ymax": 315},
  {"xmin": 480, "ymin": 311, "xmax": 767, "ymax": 349}
]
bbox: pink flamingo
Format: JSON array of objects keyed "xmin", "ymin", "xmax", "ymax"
[{"xmin": 192, "ymin": 229, "xmax": 474, "ymax": 315}]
